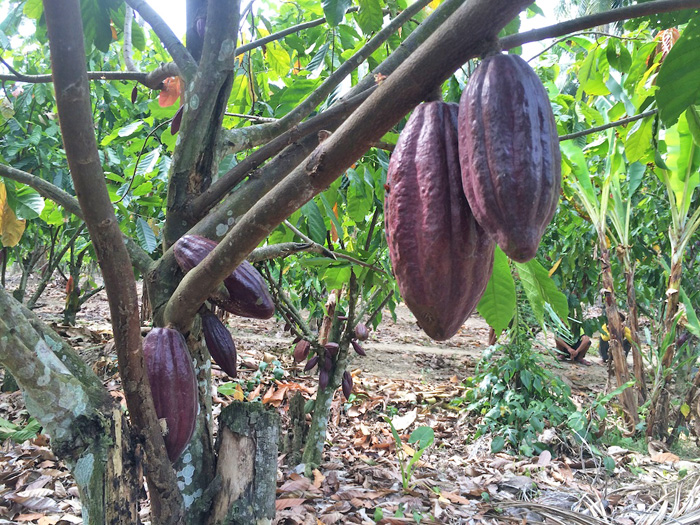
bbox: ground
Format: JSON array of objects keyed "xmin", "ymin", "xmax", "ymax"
[{"xmin": 1, "ymin": 277, "xmax": 700, "ymax": 524}]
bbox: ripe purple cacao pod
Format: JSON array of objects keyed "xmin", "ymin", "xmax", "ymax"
[
  {"xmin": 131, "ymin": 86, "xmax": 138, "ymax": 104},
  {"xmin": 293, "ymin": 340, "xmax": 311, "ymax": 363},
  {"xmin": 201, "ymin": 311, "xmax": 237, "ymax": 378},
  {"xmin": 342, "ymin": 371, "xmax": 353, "ymax": 400},
  {"xmin": 143, "ymin": 327, "xmax": 197, "ymax": 461},
  {"xmin": 324, "ymin": 342, "xmax": 339, "ymax": 357},
  {"xmin": 319, "ymin": 368, "xmax": 330, "ymax": 390},
  {"xmin": 351, "ymin": 339, "xmax": 366, "ymax": 356},
  {"xmin": 458, "ymin": 53, "xmax": 561, "ymax": 263},
  {"xmin": 385, "ymin": 102, "xmax": 495, "ymax": 341},
  {"xmin": 220, "ymin": 262, "xmax": 275, "ymax": 319},
  {"xmin": 171, "ymin": 105, "xmax": 184, "ymax": 134},
  {"xmin": 304, "ymin": 355, "xmax": 319, "ymax": 371},
  {"xmin": 173, "ymin": 234, "xmax": 275, "ymax": 319},
  {"xmin": 354, "ymin": 323, "xmax": 369, "ymax": 341}
]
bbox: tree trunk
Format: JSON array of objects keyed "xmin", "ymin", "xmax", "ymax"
[
  {"xmin": 0, "ymin": 287, "xmax": 141, "ymax": 524},
  {"xmin": 209, "ymin": 402, "xmax": 279, "ymax": 524}
]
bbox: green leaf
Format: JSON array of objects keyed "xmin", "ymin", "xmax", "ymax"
[
  {"xmin": 687, "ymin": 106, "xmax": 700, "ymax": 146},
  {"xmin": 680, "ymin": 287, "xmax": 700, "ymax": 338},
  {"xmin": 515, "ymin": 259, "xmax": 568, "ymax": 327},
  {"xmin": 578, "ymin": 48, "xmax": 608, "ymax": 96},
  {"xmin": 624, "ymin": 117, "xmax": 654, "ymax": 164},
  {"xmin": 267, "ymin": 43, "xmax": 291, "ymax": 77},
  {"xmin": 23, "ymin": 0, "xmax": 43, "ymax": 19},
  {"xmin": 301, "ymin": 200, "xmax": 327, "ymax": 244},
  {"xmin": 322, "ymin": 0, "xmax": 352, "ymax": 27},
  {"xmin": 491, "ymin": 435, "xmax": 505, "ymax": 453},
  {"xmin": 408, "ymin": 426, "xmax": 434, "ymax": 450},
  {"xmin": 662, "ymin": 113, "xmax": 700, "ymax": 211},
  {"xmin": 307, "ymin": 42, "xmax": 330, "ymax": 73},
  {"xmin": 322, "ymin": 265, "xmax": 351, "ymax": 289},
  {"xmin": 656, "ymin": 17, "xmax": 700, "ymax": 126},
  {"xmin": 135, "ymin": 218, "xmax": 158, "ymax": 253},
  {"xmin": 10, "ymin": 186, "xmax": 44, "ymax": 220},
  {"xmin": 117, "ymin": 120, "xmax": 144, "ymax": 137},
  {"xmin": 476, "ymin": 247, "xmax": 515, "ymax": 336},
  {"xmin": 356, "ymin": 0, "xmax": 383, "ymax": 34}
]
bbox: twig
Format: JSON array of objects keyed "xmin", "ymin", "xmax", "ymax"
[
  {"xmin": 284, "ymin": 220, "xmax": 336, "ymax": 259},
  {"xmin": 559, "ymin": 109, "xmax": 658, "ymax": 142},
  {"xmin": 224, "ymin": 112, "xmax": 278, "ymax": 123},
  {"xmin": 528, "ymin": 30, "xmax": 645, "ymax": 62}
]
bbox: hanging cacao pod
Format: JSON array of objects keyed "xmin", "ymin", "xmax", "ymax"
[
  {"xmin": 143, "ymin": 327, "xmax": 198, "ymax": 461},
  {"xmin": 173, "ymin": 234, "xmax": 275, "ymax": 319},
  {"xmin": 351, "ymin": 339, "xmax": 366, "ymax": 356},
  {"xmin": 458, "ymin": 53, "xmax": 561, "ymax": 263},
  {"xmin": 293, "ymin": 340, "xmax": 311, "ymax": 363},
  {"xmin": 342, "ymin": 371, "xmax": 353, "ymax": 400},
  {"xmin": 201, "ymin": 311, "xmax": 237, "ymax": 378},
  {"xmin": 385, "ymin": 102, "xmax": 495, "ymax": 341},
  {"xmin": 354, "ymin": 323, "xmax": 369, "ymax": 341}
]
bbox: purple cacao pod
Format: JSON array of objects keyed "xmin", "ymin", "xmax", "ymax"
[
  {"xmin": 131, "ymin": 86, "xmax": 138, "ymax": 104},
  {"xmin": 143, "ymin": 327, "xmax": 197, "ymax": 461},
  {"xmin": 171, "ymin": 105, "xmax": 184, "ymax": 134},
  {"xmin": 201, "ymin": 311, "xmax": 237, "ymax": 378},
  {"xmin": 351, "ymin": 339, "xmax": 366, "ymax": 356},
  {"xmin": 173, "ymin": 234, "xmax": 274, "ymax": 319},
  {"xmin": 319, "ymin": 368, "xmax": 330, "ymax": 390},
  {"xmin": 324, "ymin": 342, "xmax": 339, "ymax": 357},
  {"xmin": 304, "ymin": 355, "xmax": 319, "ymax": 372},
  {"xmin": 458, "ymin": 53, "xmax": 561, "ymax": 263},
  {"xmin": 342, "ymin": 371, "xmax": 353, "ymax": 399},
  {"xmin": 385, "ymin": 101, "xmax": 495, "ymax": 340},
  {"xmin": 354, "ymin": 323, "xmax": 369, "ymax": 341},
  {"xmin": 293, "ymin": 340, "xmax": 311, "ymax": 363}
]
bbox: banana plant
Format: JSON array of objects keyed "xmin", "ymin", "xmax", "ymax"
[{"xmin": 562, "ymin": 134, "xmax": 639, "ymax": 431}]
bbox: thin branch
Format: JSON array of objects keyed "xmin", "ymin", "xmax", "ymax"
[
  {"xmin": 501, "ymin": 0, "xmax": 700, "ymax": 51},
  {"xmin": 284, "ymin": 220, "xmax": 336, "ymax": 259},
  {"xmin": 123, "ymin": 6, "xmax": 139, "ymax": 72},
  {"xmin": 559, "ymin": 109, "xmax": 658, "ymax": 142},
  {"xmin": 0, "ymin": 64, "xmax": 179, "ymax": 89},
  {"xmin": 124, "ymin": 0, "xmax": 197, "ymax": 82},
  {"xmin": 528, "ymin": 30, "xmax": 645, "ymax": 62},
  {"xmin": 192, "ymin": 86, "xmax": 375, "ymax": 218},
  {"xmin": 224, "ymin": 112, "xmax": 278, "ymax": 123},
  {"xmin": 235, "ymin": 6, "xmax": 361, "ymax": 57},
  {"xmin": 247, "ymin": 242, "xmax": 314, "ymax": 262},
  {"xmin": 221, "ymin": 0, "xmax": 431, "ymax": 154}
]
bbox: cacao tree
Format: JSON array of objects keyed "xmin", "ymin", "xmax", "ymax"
[{"xmin": 0, "ymin": 0, "xmax": 699, "ymax": 523}]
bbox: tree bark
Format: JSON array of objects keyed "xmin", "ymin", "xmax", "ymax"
[
  {"xmin": 209, "ymin": 402, "xmax": 279, "ymax": 525},
  {"xmin": 623, "ymin": 260, "xmax": 647, "ymax": 401},
  {"xmin": 42, "ymin": 2, "xmax": 183, "ymax": 522}
]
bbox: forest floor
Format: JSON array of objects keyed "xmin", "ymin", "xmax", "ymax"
[{"xmin": 2, "ymin": 276, "xmax": 700, "ymax": 524}]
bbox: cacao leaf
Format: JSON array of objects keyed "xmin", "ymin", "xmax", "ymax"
[
  {"xmin": 476, "ymin": 247, "xmax": 515, "ymax": 337},
  {"xmin": 356, "ymin": 0, "xmax": 383, "ymax": 34},
  {"xmin": 322, "ymin": 0, "xmax": 352, "ymax": 27},
  {"xmin": 515, "ymin": 259, "xmax": 568, "ymax": 329},
  {"xmin": 656, "ymin": 16, "xmax": 700, "ymax": 126}
]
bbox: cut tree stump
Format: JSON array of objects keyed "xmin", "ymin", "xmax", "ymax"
[{"xmin": 210, "ymin": 401, "xmax": 279, "ymax": 524}]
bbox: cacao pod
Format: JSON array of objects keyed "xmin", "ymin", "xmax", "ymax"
[
  {"xmin": 351, "ymin": 339, "xmax": 366, "ymax": 356},
  {"xmin": 201, "ymin": 311, "xmax": 237, "ymax": 378},
  {"xmin": 304, "ymin": 355, "xmax": 319, "ymax": 371},
  {"xmin": 143, "ymin": 327, "xmax": 198, "ymax": 461},
  {"xmin": 173, "ymin": 234, "xmax": 275, "ymax": 319},
  {"xmin": 385, "ymin": 101, "xmax": 495, "ymax": 341},
  {"xmin": 354, "ymin": 323, "xmax": 369, "ymax": 341},
  {"xmin": 293, "ymin": 340, "xmax": 311, "ymax": 363},
  {"xmin": 319, "ymin": 368, "xmax": 330, "ymax": 390},
  {"xmin": 324, "ymin": 342, "xmax": 339, "ymax": 358},
  {"xmin": 458, "ymin": 53, "xmax": 561, "ymax": 263},
  {"xmin": 342, "ymin": 371, "xmax": 353, "ymax": 400}
]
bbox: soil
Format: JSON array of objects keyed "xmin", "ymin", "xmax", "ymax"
[{"xmin": 1, "ymin": 274, "xmax": 699, "ymax": 524}]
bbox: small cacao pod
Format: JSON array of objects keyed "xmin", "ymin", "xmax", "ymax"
[
  {"xmin": 354, "ymin": 323, "xmax": 369, "ymax": 341},
  {"xmin": 342, "ymin": 371, "xmax": 353, "ymax": 400},
  {"xmin": 324, "ymin": 342, "xmax": 339, "ymax": 358},
  {"xmin": 143, "ymin": 327, "xmax": 197, "ymax": 461},
  {"xmin": 385, "ymin": 102, "xmax": 495, "ymax": 340},
  {"xmin": 173, "ymin": 234, "xmax": 275, "ymax": 319},
  {"xmin": 458, "ymin": 53, "xmax": 561, "ymax": 263},
  {"xmin": 304, "ymin": 355, "xmax": 319, "ymax": 371},
  {"xmin": 319, "ymin": 368, "xmax": 330, "ymax": 390},
  {"xmin": 351, "ymin": 339, "xmax": 366, "ymax": 356},
  {"xmin": 201, "ymin": 311, "xmax": 237, "ymax": 378},
  {"xmin": 293, "ymin": 340, "xmax": 311, "ymax": 363}
]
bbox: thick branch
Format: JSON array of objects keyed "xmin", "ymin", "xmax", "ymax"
[
  {"xmin": 559, "ymin": 109, "xmax": 658, "ymax": 142},
  {"xmin": 124, "ymin": 0, "xmax": 197, "ymax": 82},
  {"xmin": 501, "ymin": 0, "xmax": 700, "ymax": 50},
  {"xmin": 191, "ymin": 86, "xmax": 374, "ymax": 219},
  {"xmin": 222, "ymin": 0, "xmax": 431, "ymax": 154},
  {"xmin": 42, "ymin": 2, "xmax": 183, "ymax": 523},
  {"xmin": 164, "ymin": 0, "xmax": 534, "ymax": 331}
]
